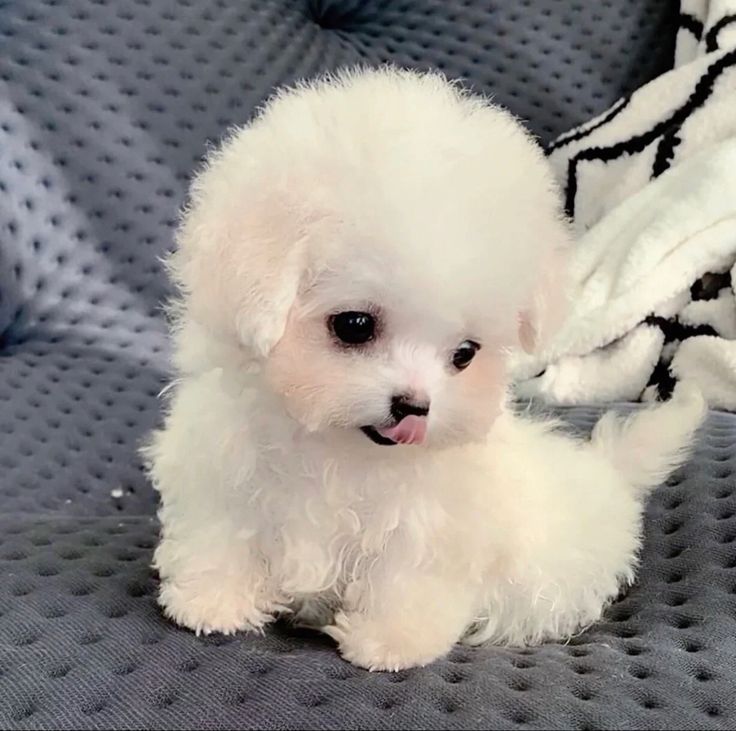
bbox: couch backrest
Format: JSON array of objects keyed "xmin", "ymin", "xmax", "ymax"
[{"xmin": 0, "ymin": 0, "xmax": 677, "ymax": 349}]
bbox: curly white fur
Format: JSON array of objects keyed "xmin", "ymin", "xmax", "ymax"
[{"xmin": 144, "ymin": 68, "xmax": 706, "ymax": 671}]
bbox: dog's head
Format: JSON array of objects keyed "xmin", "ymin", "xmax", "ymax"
[{"xmin": 171, "ymin": 69, "xmax": 569, "ymax": 449}]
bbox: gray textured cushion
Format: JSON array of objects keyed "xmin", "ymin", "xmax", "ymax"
[
  {"xmin": 2, "ymin": 408, "xmax": 735, "ymax": 729},
  {"xmin": 5, "ymin": 0, "xmax": 729, "ymax": 729}
]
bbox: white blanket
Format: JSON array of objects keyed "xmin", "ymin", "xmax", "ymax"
[{"xmin": 511, "ymin": 0, "xmax": 736, "ymax": 410}]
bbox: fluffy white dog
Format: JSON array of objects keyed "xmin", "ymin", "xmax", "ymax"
[{"xmin": 145, "ymin": 68, "xmax": 706, "ymax": 671}]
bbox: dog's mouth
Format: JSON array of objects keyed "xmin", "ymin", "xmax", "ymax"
[
  {"xmin": 361, "ymin": 426, "xmax": 398, "ymax": 446},
  {"xmin": 360, "ymin": 415, "xmax": 427, "ymax": 446}
]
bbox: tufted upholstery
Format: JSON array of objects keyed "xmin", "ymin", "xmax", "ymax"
[
  {"xmin": 3, "ymin": 410, "xmax": 736, "ymax": 729},
  {"xmin": 5, "ymin": 0, "xmax": 735, "ymax": 729}
]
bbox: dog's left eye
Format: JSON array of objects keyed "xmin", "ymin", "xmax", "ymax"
[
  {"xmin": 452, "ymin": 340, "xmax": 480, "ymax": 370},
  {"xmin": 329, "ymin": 311, "xmax": 376, "ymax": 345}
]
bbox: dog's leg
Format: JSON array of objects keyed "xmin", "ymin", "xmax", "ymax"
[
  {"xmin": 154, "ymin": 522, "xmax": 277, "ymax": 636},
  {"xmin": 145, "ymin": 374, "xmax": 282, "ymax": 635},
  {"xmin": 325, "ymin": 570, "xmax": 477, "ymax": 671}
]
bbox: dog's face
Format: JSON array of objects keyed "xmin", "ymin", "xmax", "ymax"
[
  {"xmin": 264, "ymin": 250, "xmax": 510, "ymax": 449},
  {"xmin": 172, "ymin": 69, "xmax": 570, "ymax": 449}
]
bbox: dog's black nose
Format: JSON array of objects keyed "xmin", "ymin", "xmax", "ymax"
[{"xmin": 391, "ymin": 394, "xmax": 430, "ymax": 422}]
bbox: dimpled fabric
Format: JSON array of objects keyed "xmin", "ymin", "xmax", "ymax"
[{"xmin": 5, "ymin": 1, "xmax": 735, "ymax": 729}]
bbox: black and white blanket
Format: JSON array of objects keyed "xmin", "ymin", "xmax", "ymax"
[{"xmin": 511, "ymin": 0, "xmax": 736, "ymax": 410}]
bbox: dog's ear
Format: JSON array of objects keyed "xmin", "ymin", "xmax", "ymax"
[
  {"xmin": 170, "ymin": 164, "xmax": 312, "ymax": 358},
  {"xmin": 518, "ymin": 232, "xmax": 570, "ymax": 355}
]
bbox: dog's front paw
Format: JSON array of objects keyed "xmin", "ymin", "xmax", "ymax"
[
  {"xmin": 159, "ymin": 577, "xmax": 273, "ymax": 636},
  {"xmin": 325, "ymin": 611, "xmax": 454, "ymax": 671}
]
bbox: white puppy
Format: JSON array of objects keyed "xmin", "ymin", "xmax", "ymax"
[{"xmin": 145, "ymin": 68, "xmax": 705, "ymax": 671}]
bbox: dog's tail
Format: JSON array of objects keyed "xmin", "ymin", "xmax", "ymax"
[{"xmin": 591, "ymin": 383, "xmax": 707, "ymax": 496}]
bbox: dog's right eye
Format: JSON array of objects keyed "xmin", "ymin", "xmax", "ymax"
[
  {"xmin": 329, "ymin": 311, "xmax": 376, "ymax": 345},
  {"xmin": 452, "ymin": 340, "xmax": 480, "ymax": 370}
]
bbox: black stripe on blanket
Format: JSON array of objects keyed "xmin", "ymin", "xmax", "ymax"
[
  {"xmin": 645, "ymin": 315, "xmax": 719, "ymax": 344},
  {"xmin": 546, "ymin": 96, "xmax": 631, "ymax": 154},
  {"xmin": 691, "ymin": 271, "xmax": 732, "ymax": 300},
  {"xmin": 646, "ymin": 358, "xmax": 678, "ymax": 401},
  {"xmin": 679, "ymin": 13, "xmax": 704, "ymax": 40},
  {"xmin": 564, "ymin": 49, "xmax": 736, "ymax": 218},
  {"xmin": 644, "ymin": 314, "xmax": 720, "ymax": 401},
  {"xmin": 652, "ymin": 129, "xmax": 682, "ymax": 178},
  {"xmin": 706, "ymin": 14, "xmax": 736, "ymax": 52}
]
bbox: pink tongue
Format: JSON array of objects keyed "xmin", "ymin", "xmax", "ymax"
[{"xmin": 377, "ymin": 415, "xmax": 427, "ymax": 445}]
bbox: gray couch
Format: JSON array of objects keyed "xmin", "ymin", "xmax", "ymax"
[{"xmin": 2, "ymin": 1, "xmax": 734, "ymax": 728}]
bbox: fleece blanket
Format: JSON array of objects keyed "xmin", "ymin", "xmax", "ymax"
[{"xmin": 511, "ymin": 0, "xmax": 736, "ymax": 410}]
